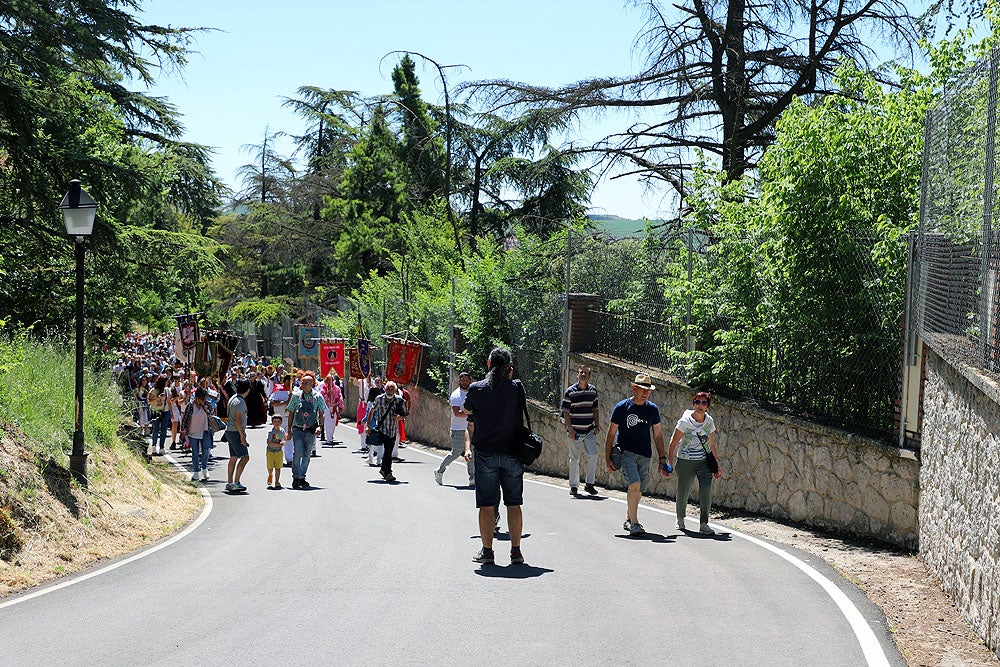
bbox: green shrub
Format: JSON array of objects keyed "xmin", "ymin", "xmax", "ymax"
[{"xmin": 0, "ymin": 330, "xmax": 125, "ymax": 463}]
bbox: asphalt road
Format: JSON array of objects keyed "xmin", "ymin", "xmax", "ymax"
[{"xmin": 0, "ymin": 422, "xmax": 905, "ymax": 666}]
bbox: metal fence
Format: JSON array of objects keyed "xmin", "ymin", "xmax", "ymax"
[
  {"xmin": 912, "ymin": 48, "xmax": 1000, "ymax": 381},
  {"xmin": 568, "ymin": 226, "xmax": 904, "ymax": 439},
  {"xmin": 589, "ymin": 300, "xmax": 688, "ymax": 377}
]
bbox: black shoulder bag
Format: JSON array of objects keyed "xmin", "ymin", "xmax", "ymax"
[
  {"xmin": 696, "ymin": 432, "xmax": 719, "ymax": 475},
  {"xmin": 513, "ymin": 380, "xmax": 543, "ymax": 466}
]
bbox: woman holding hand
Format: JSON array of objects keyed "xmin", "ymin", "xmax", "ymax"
[{"xmin": 666, "ymin": 391, "xmax": 722, "ymax": 535}]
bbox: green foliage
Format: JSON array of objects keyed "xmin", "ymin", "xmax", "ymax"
[
  {"xmin": 229, "ymin": 298, "xmax": 293, "ymax": 327},
  {"xmin": 0, "ymin": 2, "xmax": 224, "ymax": 339},
  {"xmin": 666, "ymin": 60, "xmax": 939, "ymax": 428},
  {"xmin": 392, "ymin": 56, "xmax": 446, "ymax": 204},
  {"xmin": 0, "ymin": 331, "xmax": 125, "ymax": 463}
]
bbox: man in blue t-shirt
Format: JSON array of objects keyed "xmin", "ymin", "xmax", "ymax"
[{"xmin": 605, "ymin": 373, "xmax": 668, "ymax": 536}]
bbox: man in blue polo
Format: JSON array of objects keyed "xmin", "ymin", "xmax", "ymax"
[
  {"xmin": 562, "ymin": 365, "xmax": 600, "ymax": 496},
  {"xmin": 605, "ymin": 373, "xmax": 669, "ymax": 536}
]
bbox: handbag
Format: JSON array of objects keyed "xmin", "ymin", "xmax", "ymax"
[
  {"xmin": 513, "ymin": 381, "xmax": 543, "ymax": 466},
  {"xmin": 209, "ymin": 414, "xmax": 226, "ymax": 433},
  {"xmin": 697, "ymin": 432, "xmax": 719, "ymax": 475},
  {"xmin": 610, "ymin": 443, "xmax": 623, "ymax": 470}
]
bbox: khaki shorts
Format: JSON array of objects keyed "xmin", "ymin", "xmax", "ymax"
[{"xmin": 266, "ymin": 448, "xmax": 284, "ymax": 471}]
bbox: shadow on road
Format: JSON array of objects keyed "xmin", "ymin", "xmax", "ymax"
[
  {"xmin": 571, "ymin": 495, "xmax": 607, "ymax": 502},
  {"xmin": 475, "ymin": 532, "xmax": 531, "ymax": 542},
  {"xmin": 678, "ymin": 530, "xmax": 733, "ymax": 542},
  {"xmin": 365, "ymin": 480, "xmax": 410, "ymax": 485},
  {"xmin": 613, "ymin": 532, "xmax": 676, "ymax": 544},
  {"xmin": 474, "ymin": 564, "xmax": 553, "ymax": 579}
]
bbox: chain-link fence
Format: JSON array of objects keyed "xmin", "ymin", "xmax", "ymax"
[{"xmin": 913, "ymin": 48, "xmax": 1000, "ymax": 381}]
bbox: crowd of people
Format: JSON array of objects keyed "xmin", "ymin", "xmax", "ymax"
[
  {"xmin": 113, "ymin": 335, "xmax": 723, "ymax": 565},
  {"xmin": 112, "ymin": 333, "xmax": 352, "ymax": 491}
]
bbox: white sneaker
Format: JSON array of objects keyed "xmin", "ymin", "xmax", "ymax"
[
  {"xmin": 434, "ymin": 470, "xmax": 444, "ymax": 485},
  {"xmin": 201, "ymin": 469, "xmax": 209, "ymax": 481},
  {"xmin": 157, "ymin": 448, "xmax": 165, "ymax": 455},
  {"xmin": 677, "ymin": 518, "xmax": 686, "ymax": 531},
  {"xmin": 700, "ymin": 523, "xmax": 716, "ymax": 535}
]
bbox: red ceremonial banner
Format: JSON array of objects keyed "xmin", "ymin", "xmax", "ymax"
[
  {"xmin": 320, "ymin": 341, "xmax": 346, "ymax": 379},
  {"xmin": 347, "ymin": 347, "xmax": 364, "ymax": 380},
  {"xmin": 385, "ymin": 339, "xmax": 422, "ymax": 386}
]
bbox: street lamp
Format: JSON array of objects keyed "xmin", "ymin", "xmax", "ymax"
[{"xmin": 59, "ymin": 179, "xmax": 98, "ymax": 486}]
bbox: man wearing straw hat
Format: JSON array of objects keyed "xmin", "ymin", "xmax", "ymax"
[{"xmin": 605, "ymin": 373, "xmax": 669, "ymax": 536}]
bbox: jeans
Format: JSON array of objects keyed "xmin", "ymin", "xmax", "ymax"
[
  {"xmin": 568, "ymin": 430, "xmax": 598, "ymax": 487},
  {"xmin": 150, "ymin": 410, "xmax": 170, "ymax": 451},
  {"xmin": 292, "ymin": 428, "xmax": 316, "ymax": 480},
  {"xmin": 675, "ymin": 457, "xmax": 714, "ymax": 525},
  {"xmin": 437, "ymin": 429, "xmax": 474, "ymax": 482},
  {"xmin": 473, "ymin": 451, "xmax": 524, "ymax": 508},
  {"xmin": 190, "ymin": 430, "xmax": 212, "ymax": 474}
]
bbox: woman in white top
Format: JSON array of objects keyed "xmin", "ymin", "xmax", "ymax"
[{"xmin": 666, "ymin": 391, "xmax": 722, "ymax": 534}]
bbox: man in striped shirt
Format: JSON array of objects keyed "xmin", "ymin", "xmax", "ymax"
[{"xmin": 561, "ymin": 366, "xmax": 601, "ymax": 496}]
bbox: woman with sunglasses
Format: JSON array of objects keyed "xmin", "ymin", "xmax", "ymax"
[{"xmin": 666, "ymin": 391, "xmax": 722, "ymax": 534}]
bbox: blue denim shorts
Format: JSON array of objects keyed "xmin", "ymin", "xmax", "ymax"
[
  {"xmin": 225, "ymin": 430, "xmax": 249, "ymax": 458},
  {"xmin": 620, "ymin": 449, "xmax": 651, "ymax": 493},
  {"xmin": 473, "ymin": 451, "xmax": 524, "ymax": 508}
]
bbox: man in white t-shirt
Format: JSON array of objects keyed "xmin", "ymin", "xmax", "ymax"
[{"xmin": 434, "ymin": 372, "xmax": 474, "ymax": 487}]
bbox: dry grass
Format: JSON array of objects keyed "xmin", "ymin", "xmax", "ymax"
[{"xmin": 0, "ymin": 422, "xmax": 202, "ymax": 597}]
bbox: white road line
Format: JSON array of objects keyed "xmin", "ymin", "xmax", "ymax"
[
  {"xmin": 0, "ymin": 454, "xmax": 214, "ymax": 611},
  {"xmin": 0, "ymin": 441, "xmax": 893, "ymax": 667},
  {"xmin": 408, "ymin": 445, "xmax": 891, "ymax": 667}
]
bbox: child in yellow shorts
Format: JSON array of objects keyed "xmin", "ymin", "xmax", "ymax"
[{"xmin": 266, "ymin": 415, "xmax": 286, "ymax": 489}]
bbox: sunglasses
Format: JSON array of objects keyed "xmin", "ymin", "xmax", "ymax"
[{"xmin": 694, "ymin": 400, "xmax": 709, "ymax": 405}]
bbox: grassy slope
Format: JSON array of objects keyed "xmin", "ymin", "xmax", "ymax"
[{"xmin": 0, "ymin": 333, "xmax": 201, "ymax": 596}]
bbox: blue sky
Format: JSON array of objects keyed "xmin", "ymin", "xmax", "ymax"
[{"xmin": 140, "ymin": 0, "xmax": 678, "ymax": 218}]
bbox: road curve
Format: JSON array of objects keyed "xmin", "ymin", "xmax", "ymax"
[{"xmin": 1, "ymin": 422, "xmax": 904, "ymax": 666}]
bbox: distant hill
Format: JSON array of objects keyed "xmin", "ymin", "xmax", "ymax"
[{"xmin": 587, "ymin": 214, "xmax": 658, "ymax": 238}]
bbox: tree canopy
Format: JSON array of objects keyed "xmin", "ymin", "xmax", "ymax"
[{"xmin": 463, "ymin": 0, "xmax": 919, "ymax": 190}]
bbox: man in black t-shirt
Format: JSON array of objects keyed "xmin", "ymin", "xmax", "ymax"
[{"xmin": 463, "ymin": 348, "xmax": 525, "ymax": 566}]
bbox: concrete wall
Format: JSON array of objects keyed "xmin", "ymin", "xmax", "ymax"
[
  {"xmin": 919, "ymin": 349, "xmax": 1000, "ymax": 657},
  {"xmin": 391, "ymin": 353, "xmax": 920, "ymax": 549}
]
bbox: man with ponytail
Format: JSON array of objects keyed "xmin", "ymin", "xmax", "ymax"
[{"xmin": 463, "ymin": 347, "xmax": 526, "ymax": 566}]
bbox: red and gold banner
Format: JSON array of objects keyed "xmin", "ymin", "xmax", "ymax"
[
  {"xmin": 319, "ymin": 341, "xmax": 346, "ymax": 379},
  {"xmin": 347, "ymin": 347, "xmax": 364, "ymax": 380},
  {"xmin": 385, "ymin": 339, "xmax": 421, "ymax": 386}
]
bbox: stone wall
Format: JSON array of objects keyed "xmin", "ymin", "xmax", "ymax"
[
  {"xmin": 919, "ymin": 349, "xmax": 1000, "ymax": 657},
  {"xmin": 566, "ymin": 353, "xmax": 921, "ymax": 549},
  {"xmin": 391, "ymin": 353, "xmax": 920, "ymax": 549}
]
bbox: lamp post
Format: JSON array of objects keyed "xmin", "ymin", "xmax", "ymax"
[{"xmin": 59, "ymin": 179, "xmax": 98, "ymax": 486}]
